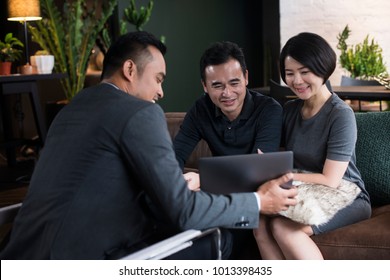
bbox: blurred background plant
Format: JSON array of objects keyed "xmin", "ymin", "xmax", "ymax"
[
  {"xmin": 28, "ymin": 0, "xmax": 117, "ymax": 101},
  {"xmin": 122, "ymin": 0, "xmax": 154, "ymax": 32},
  {"xmin": 0, "ymin": 32, "xmax": 24, "ymax": 62},
  {"xmin": 374, "ymin": 73, "xmax": 390, "ymax": 90},
  {"xmin": 98, "ymin": 0, "xmax": 164, "ymax": 55},
  {"xmin": 337, "ymin": 25, "xmax": 388, "ymax": 80}
]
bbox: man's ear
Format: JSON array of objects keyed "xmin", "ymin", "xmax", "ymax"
[
  {"xmin": 123, "ymin": 59, "xmax": 136, "ymax": 81},
  {"xmin": 245, "ymin": 70, "xmax": 249, "ymax": 86},
  {"xmin": 201, "ymin": 79, "xmax": 208, "ymax": 93}
]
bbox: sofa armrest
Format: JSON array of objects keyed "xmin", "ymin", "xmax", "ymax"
[{"xmin": 312, "ymin": 204, "xmax": 390, "ymax": 259}]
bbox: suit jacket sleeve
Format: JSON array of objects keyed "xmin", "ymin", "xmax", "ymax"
[{"xmin": 120, "ymin": 104, "xmax": 259, "ymax": 230}]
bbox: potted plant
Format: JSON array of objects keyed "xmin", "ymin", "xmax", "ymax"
[
  {"xmin": 30, "ymin": 50, "xmax": 55, "ymax": 74},
  {"xmin": 98, "ymin": 0, "xmax": 157, "ymax": 55},
  {"xmin": 337, "ymin": 25, "xmax": 388, "ymax": 83},
  {"xmin": 0, "ymin": 33, "xmax": 24, "ymax": 75},
  {"xmin": 28, "ymin": 0, "xmax": 117, "ymax": 101},
  {"xmin": 337, "ymin": 25, "xmax": 389, "ymax": 111}
]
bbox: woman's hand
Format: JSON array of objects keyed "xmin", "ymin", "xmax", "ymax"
[{"xmin": 183, "ymin": 172, "xmax": 201, "ymax": 192}]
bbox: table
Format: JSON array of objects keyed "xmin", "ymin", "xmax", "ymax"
[
  {"xmin": 0, "ymin": 73, "xmax": 66, "ymax": 166},
  {"xmin": 333, "ymin": 86, "xmax": 390, "ymax": 111},
  {"xmin": 332, "ymin": 86, "xmax": 390, "ymax": 100}
]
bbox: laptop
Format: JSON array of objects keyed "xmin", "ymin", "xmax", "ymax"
[{"xmin": 199, "ymin": 151, "xmax": 293, "ymax": 194}]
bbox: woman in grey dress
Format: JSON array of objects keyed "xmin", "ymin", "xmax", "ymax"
[{"xmin": 253, "ymin": 32, "xmax": 371, "ymax": 259}]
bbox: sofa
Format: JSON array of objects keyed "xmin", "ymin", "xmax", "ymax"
[{"xmin": 165, "ymin": 111, "xmax": 390, "ymax": 260}]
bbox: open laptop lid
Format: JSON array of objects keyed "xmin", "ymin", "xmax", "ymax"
[{"xmin": 199, "ymin": 151, "xmax": 293, "ymax": 194}]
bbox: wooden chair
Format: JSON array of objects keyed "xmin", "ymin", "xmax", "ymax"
[
  {"xmin": 269, "ymin": 79, "xmax": 297, "ymax": 106},
  {"xmin": 0, "ymin": 202, "xmax": 221, "ymax": 260}
]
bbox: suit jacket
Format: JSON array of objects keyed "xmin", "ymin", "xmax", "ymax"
[{"xmin": 0, "ymin": 83, "xmax": 259, "ymax": 259}]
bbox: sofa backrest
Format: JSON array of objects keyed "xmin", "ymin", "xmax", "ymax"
[
  {"xmin": 165, "ymin": 112, "xmax": 212, "ymax": 172},
  {"xmin": 355, "ymin": 111, "xmax": 390, "ymax": 206}
]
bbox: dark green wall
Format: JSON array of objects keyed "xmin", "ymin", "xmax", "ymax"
[
  {"xmin": 1, "ymin": 0, "xmax": 280, "ymax": 113},
  {"xmin": 146, "ymin": 0, "xmax": 247, "ymax": 112},
  {"xmin": 116, "ymin": 0, "xmax": 280, "ymax": 112},
  {"xmin": 0, "ymin": 0, "xmax": 280, "ymax": 139}
]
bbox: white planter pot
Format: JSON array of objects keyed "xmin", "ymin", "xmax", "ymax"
[{"xmin": 31, "ymin": 55, "xmax": 55, "ymax": 74}]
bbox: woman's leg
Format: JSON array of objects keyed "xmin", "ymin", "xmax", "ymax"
[
  {"xmin": 312, "ymin": 194, "xmax": 371, "ymax": 235},
  {"xmin": 271, "ymin": 217, "xmax": 323, "ymax": 260},
  {"xmin": 253, "ymin": 216, "xmax": 285, "ymax": 259}
]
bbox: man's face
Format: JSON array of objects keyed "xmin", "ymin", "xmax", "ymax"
[
  {"xmin": 132, "ymin": 46, "xmax": 166, "ymax": 103},
  {"xmin": 202, "ymin": 59, "xmax": 248, "ymax": 121}
]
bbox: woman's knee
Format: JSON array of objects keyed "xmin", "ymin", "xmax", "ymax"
[
  {"xmin": 269, "ymin": 216, "xmax": 286, "ymax": 236},
  {"xmin": 253, "ymin": 217, "xmax": 269, "ymax": 241},
  {"xmin": 269, "ymin": 216, "xmax": 298, "ymax": 238}
]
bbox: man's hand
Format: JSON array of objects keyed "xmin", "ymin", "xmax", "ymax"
[
  {"xmin": 183, "ymin": 172, "xmax": 201, "ymax": 192},
  {"xmin": 256, "ymin": 173, "xmax": 298, "ymax": 215}
]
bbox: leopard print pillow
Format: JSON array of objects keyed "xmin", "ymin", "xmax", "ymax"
[{"xmin": 279, "ymin": 179, "xmax": 361, "ymax": 226}]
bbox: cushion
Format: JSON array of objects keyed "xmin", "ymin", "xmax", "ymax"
[
  {"xmin": 279, "ymin": 179, "xmax": 361, "ymax": 226},
  {"xmin": 355, "ymin": 112, "xmax": 390, "ymax": 206}
]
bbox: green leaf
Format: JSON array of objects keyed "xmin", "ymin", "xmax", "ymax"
[
  {"xmin": 336, "ymin": 25, "xmax": 387, "ymax": 79},
  {"xmin": 29, "ymin": 0, "xmax": 117, "ymax": 101},
  {"xmin": 0, "ymin": 33, "xmax": 24, "ymax": 62}
]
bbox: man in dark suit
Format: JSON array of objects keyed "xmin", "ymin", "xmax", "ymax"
[{"xmin": 0, "ymin": 31, "xmax": 297, "ymax": 259}]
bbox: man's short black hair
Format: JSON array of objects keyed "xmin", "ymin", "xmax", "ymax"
[
  {"xmin": 200, "ymin": 41, "xmax": 247, "ymax": 82},
  {"xmin": 101, "ymin": 31, "xmax": 166, "ymax": 79}
]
